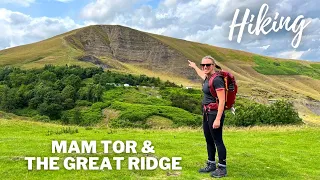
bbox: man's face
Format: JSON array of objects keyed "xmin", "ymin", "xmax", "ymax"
[{"xmin": 201, "ymin": 58, "xmax": 214, "ymax": 74}]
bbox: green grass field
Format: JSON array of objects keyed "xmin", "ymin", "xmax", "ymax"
[
  {"xmin": 253, "ymin": 56, "xmax": 320, "ymax": 79},
  {"xmin": 1, "ymin": 117, "xmax": 319, "ymax": 180}
]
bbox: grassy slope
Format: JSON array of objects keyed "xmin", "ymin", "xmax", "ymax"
[
  {"xmin": 0, "ymin": 117, "xmax": 319, "ymax": 179},
  {"xmin": 102, "ymin": 87, "xmax": 201, "ymax": 128},
  {"xmin": 0, "ymin": 29, "xmax": 91, "ymax": 69},
  {"xmin": 148, "ymin": 33, "xmax": 320, "ymax": 100},
  {"xmin": 115, "ymin": 63, "xmax": 198, "ymax": 87},
  {"xmin": 0, "ymin": 26, "xmax": 319, "ymax": 88},
  {"xmin": 0, "ymin": 25, "xmax": 319, "ymax": 114},
  {"xmin": 148, "ymin": 33, "xmax": 256, "ymax": 62}
]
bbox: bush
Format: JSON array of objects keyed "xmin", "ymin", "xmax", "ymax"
[
  {"xmin": 109, "ymin": 101, "xmax": 201, "ymax": 128},
  {"xmin": 261, "ymin": 100, "xmax": 302, "ymax": 125},
  {"xmin": 91, "ymin": 102, "xmax": 111, "ymax": 110},
  {"xmin": 61, "ymin": 102, "xmax": 111, "ymax": 126},
  {"xmin": 46, "ymin": 127, "xmax": 79, "ymax": 136},
  {"xmin": 225, "ymin": 100, "xmax": 302, "ymax": 126},
  {"xmin": 159, "ymin": 88, "xmax": 202, "ymax": 114},
  {"xmin": 14, "ymin": 108, "xmax": 39, "ymax": 117},
  {"xmin": 61, "ymin": 108, "xmax": 82, "ymax": 125},
  {"xmin": 34, "ymin": 114, "xmax": 50, "ymax": 122},
  {"xmin": 75, "ymin": 100, "xmax": 92, "ymax": 106},
  {"xmin": 80, "ymin": 102, "xmax": 111, "ymax": 125}
]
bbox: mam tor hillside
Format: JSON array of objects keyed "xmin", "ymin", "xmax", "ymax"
[{"xmin": 0, "ymin": 25, "xmax": 319, "ymax": 120}]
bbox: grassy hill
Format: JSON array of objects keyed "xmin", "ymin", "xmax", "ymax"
[
  {"xmin": 0, "ymin": 116, "xmax": 319, "ymax": 179},
  {"xmin": 0, "ymin": 25, "xmax": 319, "ymax": 180},
  {"xmin": 0, "ymin": 25, "xmax": 319, "ymax": 119}
]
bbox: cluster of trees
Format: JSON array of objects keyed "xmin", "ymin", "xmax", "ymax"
[
  {"xmin": 0, "ymin": 65, "xmax": 105, "ymax": 119},
  {"xmin": 0, "ymin": 65, "xmax": 178, "ymax": 120}
]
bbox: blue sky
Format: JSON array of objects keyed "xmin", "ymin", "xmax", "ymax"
[
  {"xmin": 0, "ymin": 0, "xmax": 319, "ymax": 61},
  {"xmin": 1, "ymin": 0, "xmax": 93, "ymax": 22}
]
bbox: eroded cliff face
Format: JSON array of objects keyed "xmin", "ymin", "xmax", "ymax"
[{"xmin": 65, "ymin": 25, "xmax": 197, "ymax": 80}]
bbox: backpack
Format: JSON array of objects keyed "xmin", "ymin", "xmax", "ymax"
[{"xmin": 208, "ymin": 70, "xmax": 238, "ymax": 110}]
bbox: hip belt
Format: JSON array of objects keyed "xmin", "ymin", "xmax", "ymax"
[{"xmin": 203, "ymin": 102, "xmax": 218, "ymax": 112}]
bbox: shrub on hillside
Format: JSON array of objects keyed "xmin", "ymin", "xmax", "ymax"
[
  {"xmin": 261, "ymin": 100, "xmax": 302, "ymax": 125},
  {"xmin": 33, "ymin": 114, "xmax": 50, "ymax": 122},
  {"xmin": 75, "ymin": 100, "xmax": 92, "ymax": 107},
  {"xmin": 109, "ymin": 101, "xmax": 201, "ymax": 128},
  {"xmin": 225, "ymin": 100, "xmax": 302, "ymax": 126},
  {"xmin": 160, "ymin": 88, "xmax": 202, "ymax": 114},
  {"xmin": 13, "ymin": 108, "xmax": 39, "ymax": 117},
  {"xmin": 61, "ymin": 102, "xmax": 110, "ymax": 126}
]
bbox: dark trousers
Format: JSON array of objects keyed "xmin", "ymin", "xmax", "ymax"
[{"xmin": 203, "ymin": 110, "xmax": 227, "ymax": 165}]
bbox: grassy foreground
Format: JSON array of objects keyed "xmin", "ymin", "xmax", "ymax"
[{"xmin": 0, "ymin": 118, "xmax": 320, "ymax": 180}]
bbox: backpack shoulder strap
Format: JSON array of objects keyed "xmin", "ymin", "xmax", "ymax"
[
  {"xmin": 202, "ymin": 76, "xmax": 207, "ymax": 87},
  {"xmin": 208, "ymin": 72, "xmax": 222, "ymax": 97}
]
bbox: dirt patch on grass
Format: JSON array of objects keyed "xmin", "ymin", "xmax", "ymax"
[
  {"xmin": 146, "ymin": 116, "xmax": 173, "ymax": 128},
  {"xmin": 306, "ymin": 101, "xmax": 320, "ymax": 116},
  {"xmin": 97, "ymin": 108, "xmax": 120, "ymax": 127}
]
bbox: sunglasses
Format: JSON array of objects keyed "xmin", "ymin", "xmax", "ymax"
[{"xmin": 200, "ymin": 64, "xmax": 213, "ymax": 67}]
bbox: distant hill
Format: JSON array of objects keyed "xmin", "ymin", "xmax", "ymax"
[{"xmin": 0, "ymin": 25, "xmax": 319, "ymax": 121}]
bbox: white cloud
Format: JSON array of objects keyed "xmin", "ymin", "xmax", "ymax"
[
  {"xmin": 0, "ymin": 8, "xmax": 82, "ymax": 50},
  {"xmin": 0, "ymin": 0, "xmax": 35, "ymax": 7},
  {"xmin": 81, "ymin": 0, "xmax": 140, "ymax": 23},
  {"xmin": 1, "ymin": 0, "xmax": 319, "ymax": 61},
  {"xmin": 185, "ymin": 25, "xmax": 224, "ymax": 44},
  {"xmin": 78, "ymin": 0, "xmax": 320, "ymax": 61},
  {"xmin": 259, "ymin": 45, "xmax": 270, "ymax": 50},
  {"xmin": 301, "ymin": 48, "xmax": 320, "ymax": 60},
  {"xmin": 277, "ymin": 50, "xmax": 307, "ymax": 59},
  {"xmin": 0, "ymin": 8, "xmax": 32, "ymax": 24},
  {"xmin": 163, "ymin": 0, "xmax": 178, "ymax": 7}
]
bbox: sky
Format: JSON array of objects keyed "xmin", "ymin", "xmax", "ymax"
[{"xmin": 0, "ymin": 0, "xmax": 319, "ymax": 62}]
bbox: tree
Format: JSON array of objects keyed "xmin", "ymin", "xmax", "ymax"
[
  {"xmin": 37, "ymin": 102, "xmax": 62, "ymax": 120},
  {"xmin": 77, "ymin": 86, "xmax": 90, "ymax": 101},
  {"xmin": 62, "ymin": 74, "xmax": 81, "ymax": 89},
  {"xmin": 0, "ymin": 85, "xmax": 16, "ymax": 111},
  {"xmin": 39, "ymin": 70, "xmax": 57, "ymax": 82},
  {"xmin": 91, "ymin": 84, "xmax": 104, "ymax": 102},
  {"xmin": 99, "ymin": 72, "xmax": 115, "ymax": 85},
  {"xmin": 61, "ymin": 85, "xmax": 76, "ymax": 100},
  {"xmin": 62, "ymin": 98, "xmax": 75, "ymax": 110}
]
